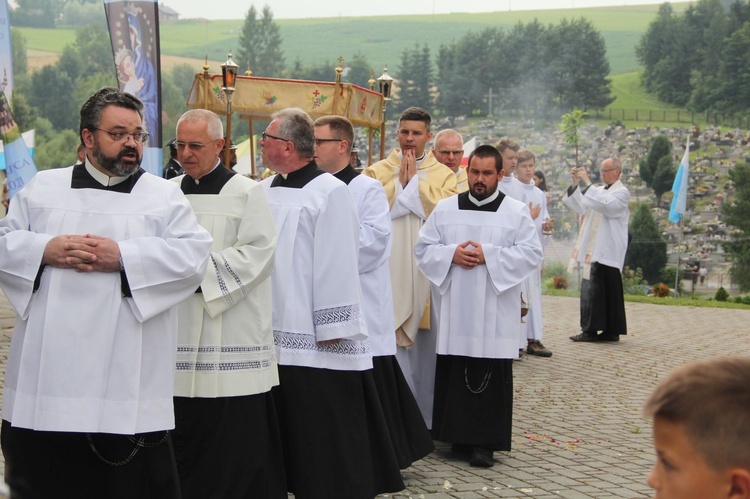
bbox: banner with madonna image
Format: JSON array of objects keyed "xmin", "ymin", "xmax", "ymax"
[{"xmin": 103, "ymin": 0, "xmax": 163, "ymax": 176}]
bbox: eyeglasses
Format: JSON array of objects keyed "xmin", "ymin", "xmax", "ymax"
[
  {"xmin": 93, "ymin": 128, "xmax": 149, "ymax": 143},
  {"xmin": 174, "ymin": 138, "xmax": 220, "ymax": 151},
  {"xmin": 314, "ymin": 138, "xmax": 343, "ymax": 146},
  {"xmin": 437, "ymin": 150, "xmax": 464, "ymax": 157},
  {"xmin": 601, "ymin": 168, "xmax": 618, "ymax": 173},
  {"xmin": 262, "ymin": 131, "xmax": 290, "ymax": 142}
]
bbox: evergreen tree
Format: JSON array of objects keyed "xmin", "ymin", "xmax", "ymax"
[
  {"xmin": 722, "ymin": 162, "xmax": 750, "ymax": 292},
  {"xmin": 639, "ymin": 135, "xmax": 675, "ymax": 206},
  {"xmin": 626, "ymin": 203, "xmax": 668, "ymax": 284},
  {"xmin": 237, "ymin": 5, "xmax": 285, "ymax": 77},
  {"xmin": 344, "ymin": 53, "xmax": 372, "ymax": 89},
  {"xmin": 393, "ymin": 43, "xmax": 433, "ymax": 114}
]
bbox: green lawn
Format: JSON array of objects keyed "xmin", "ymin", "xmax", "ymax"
[{"xmin": 20, "ymin": 2, "xmax": 694, "ymax": 76}]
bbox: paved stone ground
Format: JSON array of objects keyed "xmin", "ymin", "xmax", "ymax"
[{"xmin": 1, "ymin": 291, "xmax": 749, "ymax": 498}]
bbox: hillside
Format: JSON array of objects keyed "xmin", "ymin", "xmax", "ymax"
[{"xmin": 21, "ymin": 2, "xmax": 694, "ymax": 76}]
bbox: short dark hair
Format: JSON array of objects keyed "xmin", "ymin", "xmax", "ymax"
[
  {"xmin": 467, "ymin": 144, "xmax": 503, "ymax": 173},
  {"xmin": 314, "ymin": 115, "xmax": 354, "ymax": 154},
  {"xmin": 644, "ymin": 357, "xmax": 750, "ymax": 471},
  {"xmin": 399, "ymin": 107, "xmax": 432, "ymax": 131},
  {"xmin": 80, "ymin": 87, "xmax": 144, "ymax": 144}
]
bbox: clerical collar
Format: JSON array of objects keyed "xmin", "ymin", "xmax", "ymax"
[
  {"xmin": 398, "ymin": 150, "xmax": 427, "ymax": 165},
  {"xmin": 85, "ymin": 158, "xmax": 130, "ymax": 187},
  {"xmin": 271, "ymin": 161, "xmax": 325, "ymax": 188},
  {"xmin": 191, "ymin": 159, "xmax": 222, "ymax": 185},
  {"xmin": 332, "ymin": 165, "xmax": 359, "ymax": 185},
  {"xmin": 468, "ymin": 189, "xmax": 500, "ymax": 206}
]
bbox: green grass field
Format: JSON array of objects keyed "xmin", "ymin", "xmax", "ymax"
[
  {"xmin": 17, "ymin": 2, "xmax": 697, "ymax": 126},
  {"xmin": 20, "ymin": 2, "xmax": 694, "ymax": 75}
]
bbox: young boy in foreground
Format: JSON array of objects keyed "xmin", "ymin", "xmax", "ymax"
[{"xmin": 644, "ymin": 357, "xmax": 750, "ymax": 498}]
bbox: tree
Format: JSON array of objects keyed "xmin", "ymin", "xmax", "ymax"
[
  {"xmin": 26, "ymin": 65, "xmax": 77, "ymax": 130},
  {"xmin": 11, "ymin": 0, "xmax": 66, "ymax": 28},
  {"xmin": 722, "ymin": 162, "xmax": 750, "ymax": 292},
  {"xmin": 11, "ymin": 29, "xmax": 28, "ymax": 77},
  {"xmin": 626, "ymin": 203, "xmax": 668, "ymax": 284},
  {"xmin": 393, "ymin": 43, "xmax": 433, "ymax": 114},
  {"xmin": 344, "ymin": 53, "xmax": 373, "ymax": 88},
  {"xmin": 237, "ymin": 5, "xmax": 285, "ymax": 77},
  {"xmin": 639, "ymin": 135, "xmax": 675, "ymax": 206},
  {"xmin": 546, "ymin": 18, "xmax": 614, "ymax": 111}
]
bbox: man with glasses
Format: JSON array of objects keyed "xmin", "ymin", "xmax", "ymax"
[
  {"xmin": 260, "ymin": 108, "xmax": 404, "ymax": 498},
  {"xmin": 363, "ymin": 107, "xmax": 457, "ymax": 428},
  {"xmin": 169, "ymin": 109, "xmax": 285, "ymax": 498},
  {"xmin": 313, "ymin": 115, "xmax": 434, "ymax": 470},
  {"xmin": 0, "ymin": 87, "xmax": 212, "ymax": 497},
  {"xmin": 433, "ymin": 129, "xmax": 468, "ymax": 192},
  {"xmin": 564, "ymin": 158, "xmax": 630, "ymax": 343}
]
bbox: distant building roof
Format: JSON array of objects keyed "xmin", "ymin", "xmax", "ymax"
[{"xmin": 159, "ymin": 4, "xmax": 179, "ymax": 17}]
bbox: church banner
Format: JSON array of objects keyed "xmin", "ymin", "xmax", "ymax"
[
  {"xmin": 103, "ymin": 0, "xmax": 163, "ymax": 175},
  {"xmin": 0, "ymin": 92, "xmax": 37, "ymax": 199},
  {"xmin": 187, "ymin": 74, "xmax": 384, "ymax": 129}
]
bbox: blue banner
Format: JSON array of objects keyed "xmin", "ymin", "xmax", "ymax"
[
  {"xmin": 0, "ymin": 92, "xmax": 37, "ymax": 199},
  {"xmin": 668, "ymin": 139, "xmax": 690, "ymax": 224}
]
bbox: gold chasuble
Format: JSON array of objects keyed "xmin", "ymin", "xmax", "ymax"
[
  {"xmin": 455, "ymin": 167, "xmax": 469, "ymax": 193},
  {"xmin": 364, "ymin": 150, "xmax": 457, "ymax": 347}
]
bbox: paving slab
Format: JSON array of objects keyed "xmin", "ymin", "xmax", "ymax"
[{"xmin": 0, "ymin": 291, "xmax": 748, "ymax": 498}]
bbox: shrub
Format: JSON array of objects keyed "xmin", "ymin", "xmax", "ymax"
[
  {"xmin": 622, "ymin": 266, "xmax": 647, "ymax": 295},
  {"xmin": 652, "ymin": 282, "xmax": 671, "ymax": 297},
  {"xmin": 553, "ymin": 276, "xmax": 568, "ymax": 289},
  {"xmin": 542, "ymin": 261, "xmax": 567, "ymax": 281},
  {"xmin": 715, "ymin": 287, "xmax": 730, "ymax": 302}
]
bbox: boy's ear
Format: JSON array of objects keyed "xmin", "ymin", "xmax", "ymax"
[{"xmin": 728, "ymin": 468, "xmax": 750, "ymax": 499}]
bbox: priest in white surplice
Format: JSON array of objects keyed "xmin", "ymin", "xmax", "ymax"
[
  {"xmin": 415, "ymin": 145, "xmax": 543, "ymax": 468},
  {"xmin": 169, "ymin": 110, "xmax": 285, "ymax": 498},
  {"xmin": 0, "ymin": 88, "xmax": 212, "ymax": 498},
  {"xmin": 563, "ymin": 158, "xmax": 630, "ymax": 342},
  {"xmin": 313, "ymin": 115, "xmax": 434, "ymax": 470},
  {"xmin": 260, "ymin": 108, "xmax": 403, "ymax": 498}
]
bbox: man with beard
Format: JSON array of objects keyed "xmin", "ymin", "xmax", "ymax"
[
  {"xmin": 414, "ymin": 145, "xmax": 542, "ymax": 468},
  {"xmin": 0, "ymin": 87, "xmax": 212, "ymax": 498},
  {"xmin": 170, "ymin": 109, "xmax": 285, "ymax": 498}
]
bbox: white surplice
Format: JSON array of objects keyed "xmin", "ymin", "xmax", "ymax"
[
  {"xmin": 520, "ymin": 180, "xmax": 548, "ymax": 341},
  {"xmin": 173, "ymin": 175, "xmax": 278, "ymax": 398},
  {"xmin": 261, "ymin": 173, "xmax": 371, "ymax": 371},
  {"xmin": 348, "ymin": 174, "xmax": 395, "ymax": 357},
  {"xmin": 414, "ymin": 194, "xmax": 543, "ymax": 359},
  {"xmin": 0, "ymin": 167, "xmax": 212, "ymax": 434}
]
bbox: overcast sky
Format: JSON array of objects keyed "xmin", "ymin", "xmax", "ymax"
[{"xmin": 163, "ymin": 0, "xmax": 671, "ymax": 20}]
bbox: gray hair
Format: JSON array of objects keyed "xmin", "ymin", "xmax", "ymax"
[
  {"xmin": 272, "ymin": 108, "xmax": 315, "ymax": 157},
  {"xmin": 433, "ymin": 128, "xmax": 462, "ymax": 147},
  {"xmin": 79, "ymin": 87, "xmax": 144, "ymax": 144},
  {"xmin": 176, "ymin": 109, "xmax": 224, "ymax": 140}
]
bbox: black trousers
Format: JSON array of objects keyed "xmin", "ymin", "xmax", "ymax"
[
  {"xmin": 580, "ymin": 262, "xmax": 627, "ymax": 335},
  {"xmin": 1, "ymin": 420, "xmax": 181, "ymax": 499}
]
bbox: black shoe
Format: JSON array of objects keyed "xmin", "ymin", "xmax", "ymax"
[
  {"xmin": 526, "ymin": 340, "xmax": 553, "ymax": 357},
  {"xmin": 570, "ymin": 332, "xmax": 598, "ymax": 342},
  {"xmin": 597, "ymin": 334, "xmax": 620, "ymax": 342},
  {"xmin": 450, "ymin": 443, "xmax": 472, "ymax": 458},
  {"xmin": 469, "ymin": 446, "xmax": 495, "ymax": 468}
]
